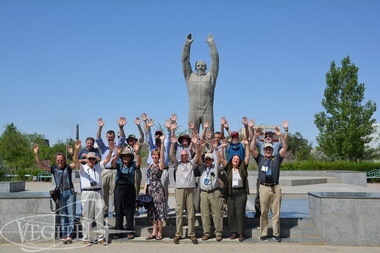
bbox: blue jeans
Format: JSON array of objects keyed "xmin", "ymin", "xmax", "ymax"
[{"xmin": 58, "ymin": 189, "xmax": 76, "ymax": 237}]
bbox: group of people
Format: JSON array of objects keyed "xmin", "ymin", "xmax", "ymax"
[{"xmin": 33, "ymin": 114, "xmax": 288, "ymax": 245}]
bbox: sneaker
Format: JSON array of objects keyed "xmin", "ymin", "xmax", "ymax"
[
  {"xmin": 202, "ymin": 234, "xmax": 211, "ymax": 241},
  {"xmin": 230, "ymin": 233, "xmax": 238, "ymax": 239},
  {"xmin": 259, "ymin": 235, "xmax": 268, "ymax": 241},
  {"xmin": 173, "ymin": 236, "xmax": 182, "ymax": 244},
  {"xmin": 216, "ymin": 235, "xmax": 222, "ymax": 242},
  {"xmin": 64, "ymin": 235, "xmax": 73, "ymax": 244},
  {"xmin": 83, "ymin": 241, "xmax": 91, "ymax": 246},
  {"xmin": 189, "ymin": 236, "xmax": 198, "ymax": 244},
  {"xmin": 273, "ymin": 236, "xmax": 282, "ymax": 242},
  {"xmin": 127, "ymin": 234, "xmax": 134, "ymax": 239},
  {"xmin": 98, "ymin": 239, "xmax": 107, "ymax": 246}
]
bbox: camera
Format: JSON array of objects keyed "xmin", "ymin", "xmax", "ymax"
[{"xmin": 90, "ymin": 181, "xmax": 97, "ymax": 187}]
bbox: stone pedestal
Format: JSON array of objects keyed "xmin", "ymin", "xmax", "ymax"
[{"xmin": 308, "ymin": 192, "xmax": 380, "ymax": 246}]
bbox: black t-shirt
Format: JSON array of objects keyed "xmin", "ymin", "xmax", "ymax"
[{"xmin": 255, "ymin": 154, "xmax": 283, "ymax": 184}]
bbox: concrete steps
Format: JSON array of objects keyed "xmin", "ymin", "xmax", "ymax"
[{"xmin": 104, "ymin": 215, "xmax": 323, "ymax": 245}]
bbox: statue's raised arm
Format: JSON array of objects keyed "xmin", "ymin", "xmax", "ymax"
[
  {"xmin": 206, "ymin": 33, "xmax": 219, "ymax": 81},
  {"xmin": 182, "ymin": 33, "xmax": 194, "ymax": 80}
]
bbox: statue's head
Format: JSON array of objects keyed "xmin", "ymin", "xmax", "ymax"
[{"xmin": 195, "ymin": 60, "xmax": 207, "ymax": 74}]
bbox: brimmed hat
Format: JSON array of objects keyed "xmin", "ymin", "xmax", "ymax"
[
  {"xmin": 127, "ymin": 134, "xmax": 138, "ymax": 142},
  {"xmin": 264, "ymin": 143, "xmax": 273, "ymax": 149},
  {"xmin": 178, "ymin": 134, "xmax": 191, "ymax": 144},
  {"xmin": 120, "ymin": 147, "xmax": 134, "ymax": 160},
  {"xmin": 231, "ymin": 131, "xmax": 239, "ymax": 138},
  {"xmin": 204, "ymin": 153, "xmax": 214, "ymax": 160},
  {"xmin": 87, "ymin": 152, "xmax": 97, "ymax": 159}
]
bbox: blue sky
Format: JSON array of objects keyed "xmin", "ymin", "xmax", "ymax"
[{"xmin": 1, "ymin": 0, "xmax": 379, "ymax": 146}]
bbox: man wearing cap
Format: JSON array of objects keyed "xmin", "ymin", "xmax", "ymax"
[
  {"xmin": 96, "ymin": 117, "xmax": 126, "ymax": 217},
  {"xmin": 249, "ymin": 120, "xmax": 289, "ymax": 218},
  {"xmin": 170, "ymin": 134, "xmax": 201, "ymax": 244},
  {"xmin": 220, "ymin": 117, "xmax": 250, "ymax": 162},
  {"xmin": 250, "ymin": 126, "xmax": 288, "ymax": 243},
  {"xmin": 73, "ymin": 140, "xmax": 114, "ymax": 246},
  {"xmin": 111, "ymin": 144, "xmax": 141, "ymax": 239},
  {"xmin": 182, "ymin": 33, "xmax": 219, "ymax": 136},
  {"xmin": 198, "ymin": 148, "xmax": 223, "ymax": 242}
]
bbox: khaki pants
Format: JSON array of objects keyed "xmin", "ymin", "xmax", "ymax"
[
  {"xmin": 259, "ymin": 184, "xmax": 282, "ymax": 236},
  {"xmin": 200, "ymin": 189, "xmax": 223, "ymax": 236},
  {"xmin": 101, "ymin": 169, "xmax": 116, "ymax": 215},
  {"xmin": 81, "ymin": 190, "xmax": 105, "ymax": 241},
  {"xmin": 175, "ymin": 188, "xmax": 195, "ymax": 237}
]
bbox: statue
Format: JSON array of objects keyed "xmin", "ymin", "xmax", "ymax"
[{"xmin": 182, "ymin": 33, "xmax": 219, "ymax": 135}]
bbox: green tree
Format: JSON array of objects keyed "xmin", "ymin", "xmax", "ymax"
[
  {"xmin": 287, "ymin": 132, "xmax": 312, "ymax": 161},
  {"xmin": 0, "ymin": 123, "xmax": 35, "ymax": 171},
  {"xmin": 314, "ymin": 56, "xmax": 377, "ymax": 161}
]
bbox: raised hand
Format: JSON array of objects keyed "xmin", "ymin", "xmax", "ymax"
[
  {"xmin": 134, "ymin": 117, "xmax": 141, "ymax": 126},
  {"xmin": 141, "ymin": 113, "xmax": 147, "ymax": 122},
  {"xmin": 241, "ymin": 116, "xmax": 248, "ymax": 126},
  {"xmin": 108, "ymin": 141, "xmax": 115, "ymax": 151},
  {"xmin": 147, "ymin": 118, "xmax": 154, "ymax": 128},
  {"xmin": 191, "ymin": 134, "xmax": 199, "ymax": 144},
  {"xmin": 255, "ymin": 128, "xmax": 261, "ymax": 137},
  {"xmin": 200, "ymin": 138, "xmax": 206, "ymax": 148},
  {"xmin": 283, "ymin": 120, "xmax": 289, "ymax": 130},
  {"xmin": 170, "ymin": 122, "xmax": 177, "ymax": 131},
  {"xmin": 75, "ymin": 139, "xmax": 81, "ymax": 150},
  {"xmin": 206, "ymin": 130, "xmax": 212, "ymax": 140},
  {"xmin": 212, "ymin": 139, "xmax": 218, "ymax": 149},
  {"xmin": 242, "ymin": 137, "xmax": 248, "ymax": 146},
  {"xmin": 171, "ymin": 136, "xmax": 177, "ymax": 144},
  {"xmin": 220, "ymin": 117, "xmax": 226, "ymax": 126},
  {"xmin": 223, "ymin": 119, "xmax": 229, "ymax": 129},
  {"xmin": 33, "ymin": 144, "xmax": 39, "ymax": 154},
  {"xmin": 222, "ymin": 138, "xmax": 228, "ymax": 147},
  {"xmin": 203, "ymin": 120, "xmax": 210, "ymax": 129},
  {"xmin": 206, "ymin": 33, "xmax": 214, "ymax": 45},
  {"xmin": 98, "ymin": 118, "xmax": 104, "ymax": 127},
  {"xmin": 117, "ymin": 117, "xmax": 127, "ymax": 127},
  {"xmin": 275, "ymin": 127, "xmax": 281, "ymax": 136},
  {"xmin": 188, "ymin": 122, "xmax": 195, "ymax": 129},
  {"xmin": 186, "ymin": 33, "xmax": 194, "ymax": 44},
  {"xmin": 165, "ymin": 120, "xmax": 171, "ymax": 129},
  {"xmin": 160, "ymin": 135, "xmax": 166, "ymax": 142},
  {"xmin": 248, "ymin": 119, "xmax": 255, "ymax": 128},
  {"xmin": 171, "ymin": 113, "xmax": 177, "ymax": 123}
]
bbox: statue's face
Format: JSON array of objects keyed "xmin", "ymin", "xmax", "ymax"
[{"xmin": 195, "ymin": 60, "xmax": 207, "ymax": 74}]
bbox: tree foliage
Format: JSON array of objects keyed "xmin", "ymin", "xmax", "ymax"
[
  {"xmin": 314, "ymin": 56, "xmax": 377, "ymax": 161},
  {"xmin": 287, "ymin": 132, "xmax": 312, "ymax": 161}
]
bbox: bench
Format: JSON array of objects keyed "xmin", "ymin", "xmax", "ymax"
[
  {"xmin": 37, "ymin": 171, "xmax": 53, "ymax": 181},
  {"xmin": 367, "ymin": 169, "xmax": 380, "ymax": 179}
]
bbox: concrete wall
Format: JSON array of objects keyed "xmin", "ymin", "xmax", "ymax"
[
  {"xmin": 0, "ymin": 192, "xmax": 56, "ymax": 243},
  {"xmin": 308, "ymin": 192, "xmax": 380, "ymax": 246},
  {"xmin": 0, "ymin": 182, "xmax": 25, "ymax": 192}
]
